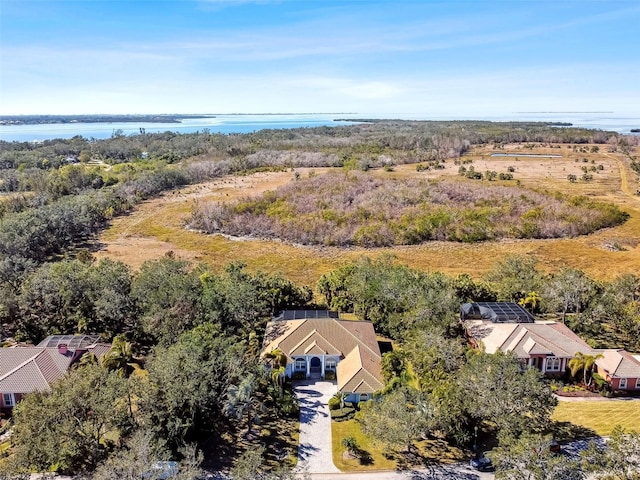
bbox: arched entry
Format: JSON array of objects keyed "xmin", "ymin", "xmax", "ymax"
[{"xmin": 310, "ymin": 357, "xmax": 321, "ymax": 374}]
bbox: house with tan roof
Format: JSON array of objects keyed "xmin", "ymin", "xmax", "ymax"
[
  {"xmin": 0, "ymin": 335, "xmax": 111, "ymax": 415},
  {"xmin": 595, "ymin": 349, "xmax": 640, "ymax": 391},
  {"xmin": 463, "ymin": 302, "xmax": 640, "ymax": 392},
  {"xmin": 263, "ymin": 310, "xmax": 384, "ymax": 403},
  {"xmin": 465, "ymin": 317, "xmax": 593, "ymax": 374}
]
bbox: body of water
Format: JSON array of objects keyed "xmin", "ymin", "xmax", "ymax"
[{"xmin": 1, "ymin": 113, "xmax": 639, "ymax": 142}]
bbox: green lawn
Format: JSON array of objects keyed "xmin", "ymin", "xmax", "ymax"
[
  {"xmin": 331, "ymin": 419, "xmax": 465, "ymax": 472},
  {"xmin": 553, "ymin": 400, "xmax": 640, "ymax": 436}
]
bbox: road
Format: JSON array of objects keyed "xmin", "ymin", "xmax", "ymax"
[{"xmin": 309, "ymin": 463, "xmax": 495, "ymax": 479}]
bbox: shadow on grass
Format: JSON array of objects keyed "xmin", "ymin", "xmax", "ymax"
[
  {"xmin": 352, "ymin": 447, "xmax": 373, "ymax": 466},
  {"xmin": 551, "ymin": 420, "xmax": 597, "ymax": 442}
]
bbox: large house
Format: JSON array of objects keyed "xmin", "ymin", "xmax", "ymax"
[
  {"xmin": 0, "ymin": 335, "xmax": 111, "ymax": 415},
  {"xmin": 595, "ymin": 349, "xmax": 640, "ymax": 391},
  {"xmin": 462, "ymin": 302, "xmax": 640, "ymax": 392},
  {"xmin": 262, "ymin": 310, "xmax": 384, "ymax": 403}
]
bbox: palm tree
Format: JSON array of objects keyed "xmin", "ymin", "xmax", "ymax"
[
  {"xmin": 77, "ymin": 351, "xmax": 98, "ymax": 368},
  {"xmin": 101, "ymin": 337, "xmax": 141, "ymax": 378},
  {"xmin": 271, "ymin": 366, "xmax": 286, "ymax": 397},
  {"xmin": 225, "ymin": 373, "xmax": 262, "ymax": 436},
  {"xmin": 569, "ymin": 352, "xmax": 604, "ymax": 386}
]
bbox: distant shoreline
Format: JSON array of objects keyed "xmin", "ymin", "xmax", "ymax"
[
  {"xmin": 0, "ymin": 113, "xmax": 357, "ymax": 126},
  {"xmin": 0, "ymin": 114, "xmax": 218, "ymax": 126}
]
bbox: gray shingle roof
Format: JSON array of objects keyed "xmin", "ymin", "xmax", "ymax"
[
  {"xmin": 1, "ymin": 338, "xmax": 111, "ymax": 395},
  {"xmin": 466, "ymin": 320, "xmax": 592, "ymax": 358},
  {"xmin": 596, "ymin": 349, "xmax": 640, "ymax": 378}
]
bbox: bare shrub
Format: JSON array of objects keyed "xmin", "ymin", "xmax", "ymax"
[{"xmin": 189, "ymin": 171, "xmax": 628, "ymax": 247}]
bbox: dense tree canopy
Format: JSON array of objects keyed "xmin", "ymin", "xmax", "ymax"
[{"xmin": 6, "ymin": 364, "xmax": 132, "ymax": 475}]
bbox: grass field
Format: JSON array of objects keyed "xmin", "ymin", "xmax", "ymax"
[
  {"xmin": 331, "ymin": 419, "xmax": 465, "ymax": 472},
  {"xmin": 553, "ymin": 400, "xmax": 640, "ymax": 436},
  {"xmin": 95, "ymin": 144, "xmax": 640, "ymax": 286}
]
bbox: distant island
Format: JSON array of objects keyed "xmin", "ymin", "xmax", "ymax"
[
  {"xmin": 335, "ymin": 118, "xmax": 573, "ymax": 127},
  {"xmin": 631, "ymin": 128, "xmax": 640, "ymax": 133},
  {"xmin": 0, "ymin": 114, "xmax": 215, "ymax": 125}
]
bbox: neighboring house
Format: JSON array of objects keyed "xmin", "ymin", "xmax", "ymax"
[
  {"xmin": 0, "ymin": 335, "xmax": 111, "ymax": 415},
  {"xmin": 461, "ymin": 301, "xmax": 536, "ymax": 323},
  {"xmin": 462, "ymin": 302, "xmax": 640, "ymax": 392},
  {"xmin": 263, "ymin": 310, "xmax": 384, "ymax": 403},
  {"xmin": 462, "ymin": 302, "xmax": 591, "ymax": 375},
  {"xmin": 465, "ymin": 318, "xmax": 592, "ymax": 375},
  {"xmin": 594, "ymin": 349, "xmax": 640, "ymax": 392}
]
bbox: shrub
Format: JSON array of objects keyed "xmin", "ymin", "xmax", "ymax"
[
  {"xmin": 278, "ymin": 390, "xmax": 300, "ymax": 417},
  {"xmin": 342, "ymin": 436, "xmax": 359, "ymax": 454},
  {"xmin": 324, "ymin": 370, "xmax": 336, "ymax": 380},
  {"xmin": 189, "ymin": 171, "xmax": 627, "ymax": 247},
  {"xmin": 328, "ymin": 397, "xmax": 341, "ymax": 410},
  {"xmin": 292, "ymin": 371, "xmax": 307, "ymax": 380},
  {"xmin": 331, "ymin": 407, "xmax": 356, "ymax": 422}
]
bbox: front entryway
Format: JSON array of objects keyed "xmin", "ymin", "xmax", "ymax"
[{"xmin": 310, "ymin": 356, "xmax": 322, "ymax": 377}]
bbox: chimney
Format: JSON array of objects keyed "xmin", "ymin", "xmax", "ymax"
[{"xmin": 58, "ymin": 343, "xmax": 68, "ymax": 355}]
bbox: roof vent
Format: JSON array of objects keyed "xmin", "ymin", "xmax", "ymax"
[{"xmin": 58, "ymin": 343, "xmax": 68, "ymax": 355}]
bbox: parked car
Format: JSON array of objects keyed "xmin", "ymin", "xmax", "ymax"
[
  {"xmin": 143, "ymin": 461, "xmax": 179, "ymax": 479},
  {"xmin": 470, "ymin": 452, "xmax": 493, "ymax": 471}
]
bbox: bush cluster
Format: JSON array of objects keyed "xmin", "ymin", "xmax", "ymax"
[{"xmin": 190, "ymin": 171, "xmax": 628, "ymax": 247}]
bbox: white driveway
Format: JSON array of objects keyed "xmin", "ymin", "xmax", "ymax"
[
  {"xmin": 294, "ymin": 379, "xmax": 340, "ymax": 474},
  {"xmin": 292, "ymin": 379, "xmax": 497, "ymax": 479}
]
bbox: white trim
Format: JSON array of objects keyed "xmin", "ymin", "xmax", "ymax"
[
  {"xmin": 294, "ymin": 358, "xmax": 306, "ymax": 371},
  {"xmin": 620, "ymin": 377, "xmax": 628, "ymax": 389},
  {"xmin": 2, "ymin": 392, "xmax": 15, "ymax": 407},
  {"xmin": 546, "ymin": 357, "xmax": 561, "ymax": 372}
]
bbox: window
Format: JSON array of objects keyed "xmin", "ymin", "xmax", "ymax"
[
  {"xmin": 636, "ymin": 378, "xmax": 640, "ymax": 389},
  {"xmin": 295, "ymin": 358, "xmax": 306, "ymax": 371},
  {"xmin": 546, "ymin": 357, "xmax": 561, "ymax": 371},
  {"xmin": 2, "ymin": 393, "xmax": 15, "ymax": 407},
  {"xmin": 325, "ymin": 358, "xmax": 337, "ymax": 371},
  {"xmin": 620, "ymin": 378, "xmax": 628, "ymax": 389}
]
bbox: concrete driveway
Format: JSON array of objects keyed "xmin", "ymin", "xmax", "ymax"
[
  {"xmin": 294, "ymin": 379, "xmax": 340, "ymax": 474},
  {"xmin": 292, "ymin": 379, "xmax": 497, "ymax": 479}
]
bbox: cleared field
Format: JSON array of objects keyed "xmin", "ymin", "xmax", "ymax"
[
  {"xmin": 553, "ymin": 400, "xmax": 640, "ymax": 436},
  {"xmin": 95, "ymin": 145, "xmax": 640, "ymax": 286}
]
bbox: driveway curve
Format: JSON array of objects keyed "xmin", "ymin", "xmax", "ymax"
[{"xmin": 294, "ymin": 379, "xmax": 340, "ymax": 474}]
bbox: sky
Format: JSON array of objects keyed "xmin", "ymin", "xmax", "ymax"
[{"xmin": 1, "ymin": 0, "xmax": 639, "ymax": 116}]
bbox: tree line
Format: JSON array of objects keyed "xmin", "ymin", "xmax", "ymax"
[{"xmin": 2, "ymin": 253, "xmax": 640, "ymax": 478}]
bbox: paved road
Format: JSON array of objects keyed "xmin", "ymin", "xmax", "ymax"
[
  {"xmin": 294, "ymin": 379, "xmax": 340, "ymax": 474},
  {"xmin": 309, "ymin": 464, "xmax": 495, "ymax": 479},
  {"xmin": 555, "ymin": 393, "xmax": 640, "ymax": 402}
]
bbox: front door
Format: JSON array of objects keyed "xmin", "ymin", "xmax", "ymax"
[{"xmin": 310, "ymin": 356, "xmax": 321, "ymax": 374}]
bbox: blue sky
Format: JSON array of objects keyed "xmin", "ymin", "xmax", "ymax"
[{"xmin": 1, "ymin": 0, "xmax": 638, "ymax": 116}]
